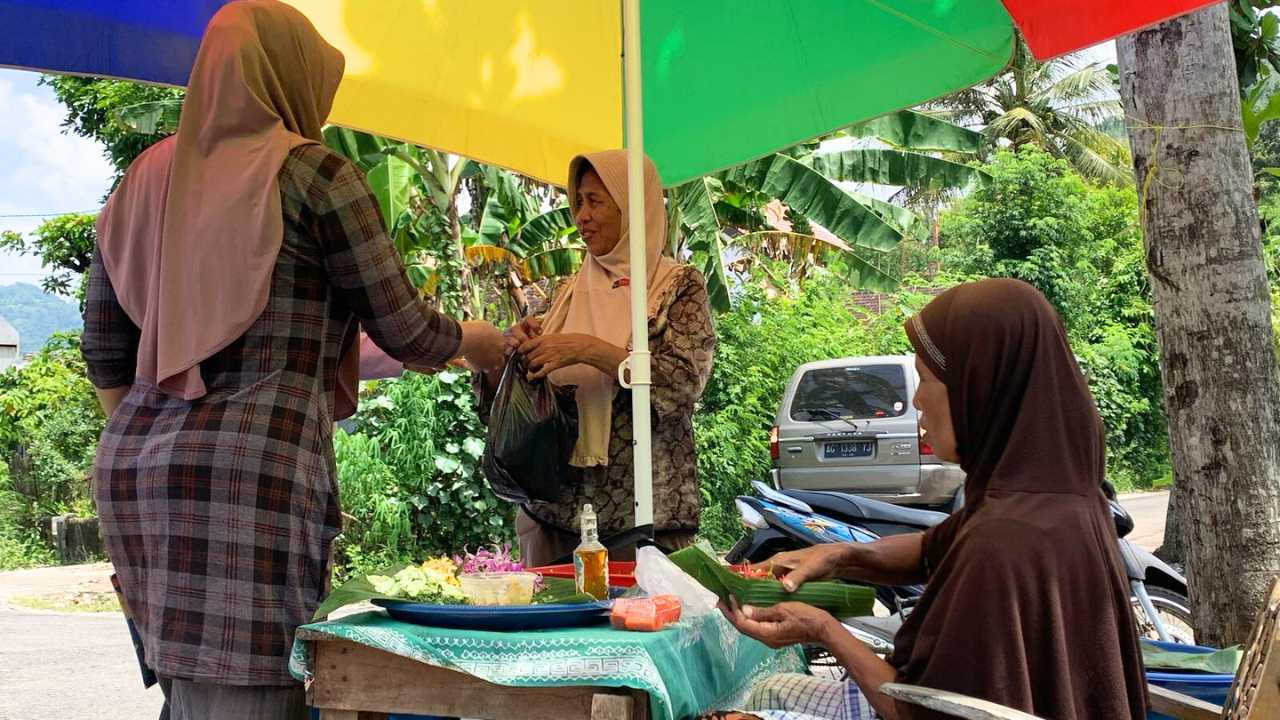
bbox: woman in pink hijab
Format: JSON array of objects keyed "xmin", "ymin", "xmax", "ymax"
[{"xmin": 81, "ymin": 2, "xmax": 503, "ymax": 716}]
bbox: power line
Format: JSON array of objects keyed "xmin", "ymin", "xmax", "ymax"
[{"xmin": 0, "ymin": 210, "xmax": 99, "ymax": 218}]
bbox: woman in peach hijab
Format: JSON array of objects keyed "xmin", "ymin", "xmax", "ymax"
[
  {"xmin": 479, "ymin": 150, "xmax": 717, "ymax": 566},
  {"xmin": 82, "ymin": 2, "xmax": 503, "ymax": 716}
]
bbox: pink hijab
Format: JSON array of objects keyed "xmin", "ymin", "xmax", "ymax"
[
  {"xmin": 95, "ymin": 0, "xmax": 349, "ymax": 409},
  {"xmin": 541, "ymin": 150, "xmax": 682, "ymax": 467}
]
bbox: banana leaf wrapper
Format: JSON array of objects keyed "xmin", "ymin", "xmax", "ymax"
[{"xmin": 668, "ymin": 546, "xmax": 874, "ymax": 618}]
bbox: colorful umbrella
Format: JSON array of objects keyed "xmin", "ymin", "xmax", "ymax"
[{"xmin": 0, "ymin": 0, "xmax": 1215, "ymax": 527}]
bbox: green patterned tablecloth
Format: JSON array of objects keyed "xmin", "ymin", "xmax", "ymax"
[{"xmin": 290, "ymin": 610, "xmax": 806, "ymax": 720}]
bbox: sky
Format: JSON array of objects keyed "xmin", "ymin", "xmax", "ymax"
[
  {"xmin": 0, "ymin": 41, "xmax": 1121, "ymax": 288},
  {"xmin": 0, "ymin": 69, "xmax": 114, "ymax": 287}
]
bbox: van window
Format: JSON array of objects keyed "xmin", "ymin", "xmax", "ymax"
[{"xmin": 790, "ymin": 364, "xmax": 909, "ymax": 421}]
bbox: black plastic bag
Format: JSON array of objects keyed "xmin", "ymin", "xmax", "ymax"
[{"xmin": 482, "ymin": 356, "xmax": 577, "ymax": 503}]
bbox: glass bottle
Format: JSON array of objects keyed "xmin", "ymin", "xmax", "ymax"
[{"xmin": 573, "ymin": 504, "xmax": 609, "ymax": 600}]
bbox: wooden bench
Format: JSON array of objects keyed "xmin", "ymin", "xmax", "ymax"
[{"xmin": 881, "ymin": 577, "xmax": 1280, "ymax": 720}]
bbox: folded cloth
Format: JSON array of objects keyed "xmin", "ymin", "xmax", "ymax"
[{"xmin": 702, "ymin": 674, "xmax": 875, "ymax": 720}]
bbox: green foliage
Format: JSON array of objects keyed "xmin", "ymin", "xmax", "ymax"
[
  {"xmin": 331, "ymin": 370, "xmax": 512, "ymax": 580},
  {"xmin": 939, "ymin": 149, "xmax": 1169, "ymax": 490},
  {"xmin": 0, "ymin": 214, "xmax": 97, "ymax": 298},
  {"xmin": 323, "ymin": 126, "xmax": 575, "ymax": 325},
  {"xmin": 941, "ymin": 149, "xmax": 1107, "ymax": 334},
  {"xmin": 0, "ymin": 527, "xmax": 57, "ymax": 571},
  {"xmin": 0, "ymin": 334, "xmax": 104, "ymax": 564},
  {"xmin": 1230, "ymin": 0, "xmax": 1280, "ymax": 93},
  {"xmin": 40, "ymin": 76, "xmax": 182, "ymax": 179}
]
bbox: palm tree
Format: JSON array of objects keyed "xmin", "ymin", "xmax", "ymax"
[
  {"xmin": 671, "ymin": 110, "xmax": 989, "ymax": 310},
  {"xmin": 933, "ymin": 35, "xmax": 1130, "ymax": 183}
]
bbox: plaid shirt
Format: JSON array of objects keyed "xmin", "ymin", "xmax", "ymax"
[{"xmin": 82, "ymin": 144, "xmax": 461, "ymax": 685}]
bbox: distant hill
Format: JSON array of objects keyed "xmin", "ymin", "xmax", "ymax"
[{"xmin": 0, "ymin": 283, "xmax": 82, "ymax": 353}]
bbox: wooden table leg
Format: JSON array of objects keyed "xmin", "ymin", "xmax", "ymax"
[{"xmin": 591, "ymin": 693, "xmax": 633, "ymax": 720}]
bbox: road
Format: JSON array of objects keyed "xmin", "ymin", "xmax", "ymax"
[
  {"xmin": 1119, "ymin": 490, "xmax": 1169, "ymax": 553},
  {"xmin": 0, "ymin": 491, "xmax": 1168, "ymax": 719},
  {"xmin": 0, "ymin": 605, "xmax": 165, "ymax": 720},
  {"xmin": 0, "ymin": 562, "xmax": 164, "ymax": 720}
]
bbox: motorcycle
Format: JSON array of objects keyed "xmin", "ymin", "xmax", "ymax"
[{"xmin": 725, "ymin": 479, "xmax": 1194, "ymax": 647}]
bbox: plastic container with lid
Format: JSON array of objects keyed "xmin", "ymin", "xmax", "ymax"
[{"xmin": 458, "ymin": 571, "xmax": 538, "ymax": 606}]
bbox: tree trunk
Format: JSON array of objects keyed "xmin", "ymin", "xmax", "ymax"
[
  {"xmin": 1117, "ymin": 4, "xmax": 1280, "ymax": 646},
  {"xmin": 1155, "ymin": 482, "xmax": 1187, "ymax": 567},
  {"xmin": 447, "ymin": 199, "xmax": 476, "ymax": 320}
]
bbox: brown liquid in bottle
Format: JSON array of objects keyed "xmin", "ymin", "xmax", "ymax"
[{"xmin": 573, "ymin": 504, "xmax": 610, "ymax": 600}]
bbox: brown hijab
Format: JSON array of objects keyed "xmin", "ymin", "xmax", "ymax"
[
  {"xmin": 95, "ymin": 1, "xmax": 359, "ymax": 415},
  {"xmin": 893, "ymin": 279, "xmax": 1147, "ymax": 719}
]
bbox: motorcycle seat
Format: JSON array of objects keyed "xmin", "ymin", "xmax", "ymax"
[{"xmin": 782, "ymin": 489, "xmax": 948, "ymax": 529}]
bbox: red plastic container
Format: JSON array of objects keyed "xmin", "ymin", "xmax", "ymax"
[{"xmin": 530, "ymin": 561, "xmax": 637, "ymax": 587}]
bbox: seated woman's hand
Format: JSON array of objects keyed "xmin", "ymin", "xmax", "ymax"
[
  {"xmin": 721, "ymin": 598, "xmax": 840, "ymax": 649},
  {"xmin": 758, "ymin": 543, "xmax": 856, "ymax": 592},
  {"xmin": 518, "ymin": 332, "xmax": 606, "ymax": 380}
]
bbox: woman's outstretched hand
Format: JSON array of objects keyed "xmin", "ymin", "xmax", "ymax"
[
  {"xmin": 504, "ymin": 316, "xmax": 542, "ymax": 356},
  {"xmin": 720, "ymin": 597, "xmax": 840, "ymax": 649},
  {"xmin": 457, "ymin": 321, "xmax": 507, "ymax": 372}
]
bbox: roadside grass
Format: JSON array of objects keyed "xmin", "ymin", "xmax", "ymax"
[{"xmin": 10, "ymin": 592, "xmax": 121, "ymax": 613}]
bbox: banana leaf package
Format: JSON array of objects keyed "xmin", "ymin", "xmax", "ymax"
[{"xmin": 667, "ymin": 545, "xmax": 874, "ymax": 618}]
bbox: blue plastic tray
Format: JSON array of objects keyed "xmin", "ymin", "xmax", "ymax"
[
  {"xmin": 1144, "ymin": 640, "xmax": 1234, "ymax": 720},
  {"xmin": 371, "ymin": 599, "xmax": 613, "ymax": 631}
]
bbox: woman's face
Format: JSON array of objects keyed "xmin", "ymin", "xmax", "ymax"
[
  {"xmin": 575, "ymin": 169, "xmax": 623, "ymax": 258},
  {"xmin": 913, "ymin": 355, "xmax": 960, "ymax": 463}
]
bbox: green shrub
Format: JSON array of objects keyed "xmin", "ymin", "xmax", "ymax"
[
  {"xmin": 940, "ymin": 149, "xmax": 1171, "ymax": 489},
  {"xmin": 0, "ymin": 333, "xmax": 102, "ymax": 564},
  {"xmin": 333, "ymin": 369, "xmax": 513, "ymax": 579}
]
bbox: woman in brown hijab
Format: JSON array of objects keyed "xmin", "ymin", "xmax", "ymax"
[
  {"xmin": 722, "ymin": 278, "xmax": 1147, "ymax": 720},
  {"xmin": 82, "ymin": 2, "xmax": 504, "ymax": 717}
]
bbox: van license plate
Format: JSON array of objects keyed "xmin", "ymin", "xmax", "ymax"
[{"xmin": 824, "ymin": 441, "xmax": 874, "ymax": 459}]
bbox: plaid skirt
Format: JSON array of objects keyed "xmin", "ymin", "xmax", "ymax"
[{"xmin": 95, "ymin": 376, "xmax": 339, "ymax": 686}]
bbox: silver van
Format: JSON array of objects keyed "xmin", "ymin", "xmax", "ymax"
[{"xmin": 770, "ymin": 355, "xmax": 965, "ymax": 509}]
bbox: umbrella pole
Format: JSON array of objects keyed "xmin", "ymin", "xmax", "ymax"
[{"xmin": 623, "ymin": 0, "xmax": 654, "ymax": 531}]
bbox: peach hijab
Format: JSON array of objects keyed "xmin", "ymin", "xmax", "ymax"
[
  {"xmin": 541, "ymin": 150, "xmax": 682, "ymax": 467},
  {"xmin": 95, "ymin": 0, "xmax": 347, "ymax": 406}
]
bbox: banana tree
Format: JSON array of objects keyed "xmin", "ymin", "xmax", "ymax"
[
  {"xmin": 323, "ymin": 126, "xmax": 481, "ymax": 316},
  {"xmin": 466, "ymin": 166, "xmax": 584, "ymax": 323},
  {"xmin": 672, "ymin": 110, "xmax": 987, "ymax": 311}
]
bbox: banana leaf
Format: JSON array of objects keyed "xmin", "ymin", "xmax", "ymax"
[
  {"xmin": 667, "ymin": 546, "xmax": 874, "ymax": 618},
  {"xmin": 313, "ymin": 567, "xmax": 593, "ymax": 620},
  {"xmin": 1141, "ymin": 642, "xmax": 1241, "ymax": 675}
]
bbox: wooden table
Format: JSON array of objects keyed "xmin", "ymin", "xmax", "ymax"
[{"xmin": 308, "ymin": 638, "xmax": 651, "ymax": 720}]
